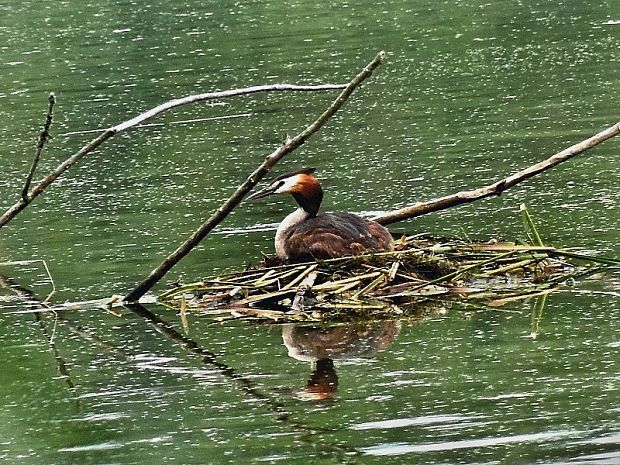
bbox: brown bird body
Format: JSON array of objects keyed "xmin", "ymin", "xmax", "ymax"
[{"xmin": 247, "ymin": 168, "xmax": 394, "ymax": 261}]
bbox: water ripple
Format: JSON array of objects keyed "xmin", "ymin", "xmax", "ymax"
[
  {"xmin": 351, "ymin": 414, "xmax": 467, "ymax": 431},
  {"xmin": 362, "ymin": 430, "xmax": 582, "ymax": 456}
]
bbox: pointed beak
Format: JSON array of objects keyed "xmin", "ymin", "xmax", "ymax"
[{"xmin": 246, "ymin": 184, "xmax": 278, "ymax": 201}]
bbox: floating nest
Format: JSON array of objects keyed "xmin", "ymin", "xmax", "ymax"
[{"xmin": 157, "ymin": 235, "xmax": 615, "ymax": 322}]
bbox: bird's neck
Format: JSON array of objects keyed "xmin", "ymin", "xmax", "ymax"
[
  {"xmin": 275, "ymin": 207, "xmax": 311, "ymax": 259},
  {"xmin": 292, "ymin": 183, "xmax": 323, "ymax": 217}
]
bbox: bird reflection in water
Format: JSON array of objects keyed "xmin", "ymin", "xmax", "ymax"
[{"xmin": 282, "ymin": 321, "xmax": 401, "ymax": 401}]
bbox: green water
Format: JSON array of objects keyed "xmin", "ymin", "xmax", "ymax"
[{"xmin": 1, "ymin": 1, "xmax": 619, "ymax": 464}]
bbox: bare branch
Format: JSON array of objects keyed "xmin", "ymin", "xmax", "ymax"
[
  {"xmin": 124, "ymin": 51, "xmax": 388, "ymax": 303},
  {"xmin": 0, "ymin": 84, "xmax": 347, "ymax": 229},
  {"xmin": 22, "ymin": 92, "xmax": 56, "ymax": 201},
  {"xmin": 112, "ymin": 83, "xmax": 347, "ymax": 133},
  {"xmin": 372, "ymin": 121, "xmax": 620, "ymax": 225}
]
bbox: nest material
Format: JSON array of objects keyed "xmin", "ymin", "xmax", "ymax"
[{"xmin": 157, "ymin": 235, "xmax": 610, "ymax": 322}]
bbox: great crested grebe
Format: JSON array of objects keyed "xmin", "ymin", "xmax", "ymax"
[{"xmin": 247, "ymin": 168, "xmax": 394, "ymax": 261}]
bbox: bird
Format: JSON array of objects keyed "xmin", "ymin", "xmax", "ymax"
[{"xmin": 247, "ymin": 168, "xmax": 394, "ymax": 261}]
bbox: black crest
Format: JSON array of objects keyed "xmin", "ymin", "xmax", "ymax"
[{"xmin": 274, "ymin": 167, "xmax": 316, "ymax": 181}]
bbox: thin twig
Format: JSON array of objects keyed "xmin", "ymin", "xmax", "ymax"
[
  {"xmin": 0, "ymin": 259, "xmax": 56, "ymax": 305},
  {"xmin": 0, "ymin": 84, "xmax": 347, "ymax": 229},
  {"xmin": 372, "ymin": 121, "xmax": 620, "ymax": 225},
  {"xmin": 22, "ymin": 92, "xmax": 56, "ymax": 201},
  {"xmin": 0, "ymin": 271, "xmax": 78, "ymax": 398},
  {"xmin": 124, "ymin": 51, "xmax": 388, "ymax": 303}
]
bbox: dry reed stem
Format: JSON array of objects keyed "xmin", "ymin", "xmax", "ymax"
[{"xmin": 282, "ymin": 264, "xmax": 319, "ymax": 290}]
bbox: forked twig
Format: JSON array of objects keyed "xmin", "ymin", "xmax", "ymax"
[{"xmin": 0, "ymin": 84, "xmax": 347, "ymax": 229}]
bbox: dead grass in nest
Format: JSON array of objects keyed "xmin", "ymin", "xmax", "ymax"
[{"xmin": 158, "ymin": 234, "xmax": 617, "ymax": 323}]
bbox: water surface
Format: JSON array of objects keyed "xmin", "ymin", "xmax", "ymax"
[{"xmin": 1, "ymin": 1, "xmax": 619, "ymax": 464}]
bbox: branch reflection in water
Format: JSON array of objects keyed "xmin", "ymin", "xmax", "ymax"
[{"xmin": 282, "ymin": 321, "xmax": 401, "ymax": 401}]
